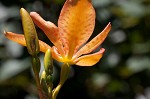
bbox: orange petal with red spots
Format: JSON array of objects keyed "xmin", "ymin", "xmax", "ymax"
[
  {"xmin": 52, "ymin": 46, "xmax": 64, "ymax": 62},
  {"xmin": 74, "ymin": 48, "xmax": 105, "ymax": 66},
  {"xmin": 58, "ymin": 0, "xmax": 95, "ymax": 59},
  {"xmin": 74, "ymin": 23, "xmax": 111, "ymax": 59},
  {"xmin": 30, "ymin": 12, "xmax": 65, "ymax": 56},
  {"xmin": 4, "ymin": 32, "xmax": 51, "ymax": 52}
]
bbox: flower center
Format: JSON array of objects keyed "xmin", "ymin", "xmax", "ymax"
[{"xmin": 63, "ymin": 56, "xmax": 74, "ymax": 65}]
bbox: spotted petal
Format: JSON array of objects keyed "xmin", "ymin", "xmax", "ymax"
[
  {"xmin": 74, "ymin": 48, "xmax": 105, "ymax": 66},
  {"xmin": 74, "ymin": 23, "xmax": 111, "ymax": 59},
  {"xmin": 58, "ymin": 0, "xmax": 95, "ymax": 59},
  {"xmin": 30, "ymin": 12, "xmax": 65, "ymax": 56},
  {"xmin": 52, "ymin": 46, "xmax": 64, "ymax": 62},
  {"xmin": 4, "ymin": 32, "xmax": 51, "ymax": 52}
]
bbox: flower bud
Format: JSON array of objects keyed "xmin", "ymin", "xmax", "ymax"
[
  {"xmin": 44, "ymin": 49, "xmax": 53, "ymax": 75},
  {"xmin": 20, "ymin": 8, "xmax": 39, "ymax": 56},
  {"xmin": 41, "ymin": 70, "xmax": 53, "ymax": 98},
  {"xmin": 40, "ymin": 71, "xmax": 48, "ymax": 93},
  {"xmin": 46, "ymin": 74, "xmax": 53, "ymax": 98}
]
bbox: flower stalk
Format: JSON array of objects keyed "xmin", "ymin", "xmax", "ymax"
[
  {"xmin": 52, "ymin": 63, "xmax": 70, "ymax": 99},
  {"xmin": 32, "ymin": 56, "xmax": 46, "ymax": 99}
]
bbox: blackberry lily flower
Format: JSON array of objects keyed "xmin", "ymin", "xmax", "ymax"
[{"xmin": 5, "ymin": 0, "xmax": 111, "ymax": 66}]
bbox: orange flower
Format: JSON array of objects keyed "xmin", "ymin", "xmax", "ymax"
[{"xmin": 5, "ymin": 0, "xmax": 111, "ymax": 66}]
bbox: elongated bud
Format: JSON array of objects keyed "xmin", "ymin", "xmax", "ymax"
[
  {"xmin": 41, "ymin": 70, "xmax": 53, "ymax": 98},
  {"xmin": 40, "ymin": 71, "xmax": 48, "ymax": 93},
  {"xmin": 44, "ymin": 49, "xmax": 53, "ymax": 75},
  {"xmin": 46, "ymin": 74, "xmax": 53, "ymax": 98},
  {"xmin": 32, "ymin": 56, "xmax": 41, "ymax": 74},
  {"xmin": 40, "ymin": 71, "xmax": 46, "ymax": 82},
  {"xmin": 20, "ymin": 8, "xmax": 39, "ymax": 56}
]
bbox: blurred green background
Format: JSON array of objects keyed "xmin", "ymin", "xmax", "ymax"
[{"xmin": 0, "ymin": 0, "xmax": 150, "ymax": 99}]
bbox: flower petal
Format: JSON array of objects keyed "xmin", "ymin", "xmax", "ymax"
[
  {"xmin": 58, "ymin": 0, "xmax": 95, "ymax": 58},
  {"xmin": 30, "ymin": 12, "xmax": 65, "ymax": 56},
  {"xmin": 52, "ymin": 46, "xmax": 64, "ymax": 62},
  {"xmin": 74, "ymin": 48, "xmax": 105, "ymax": 66},
  {"xmin": 74, "ymin": 23, "xmax": 111, "ymax": 59},
  {"xmin": 4, "ymin": 32, "xmax": 51, "ymax": 52}
]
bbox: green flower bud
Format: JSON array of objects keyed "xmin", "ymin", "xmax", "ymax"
[
  {"xmin": 46, "ymin": 74, "xmax": 53, "ymax": 98},
  {"xmin": 40, "ymin": 71, "xmax": 48, "ymax": 93},
  {"xmin": 40, "ymin": 70, "xmax": 53, "ymax": 98},
  {"xmin": 20, "ymin": 8, "xmax": 39, "ymax": 56},
  {"xmin": 44, "ymin": 49, "xmax": 53, "ymax": 75},
  {"xmin": 46, "ymin": 75, "xmax": 53, "ymax": 85}
]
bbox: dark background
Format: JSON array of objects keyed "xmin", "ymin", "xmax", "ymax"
[{"xmin": 0, "ymin": 0, "xmax": 150, "ymax": 99}]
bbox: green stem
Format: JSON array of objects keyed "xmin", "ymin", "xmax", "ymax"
[
  {"xmin": 47, "ymin": 85, "xmax": 53, "ymax": 99},
  {"xmin": 32, "ymin": 56, "xmax": 48, "ymax": 99},
  {"xmin": 52, "ymin": 63, "xmax": 70, "ymax": 99},
  {"xmin": 52, "ymin": 84, "xmax": 62, "ymax": 99},
  {"xmin": 34, "ymin": 72, "xmax": 46, "ymax": 99}
]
